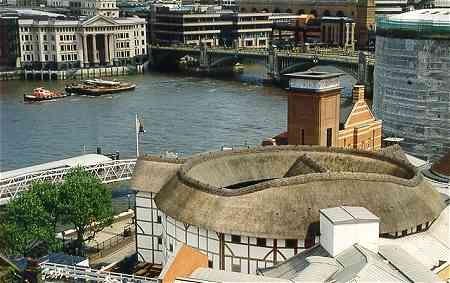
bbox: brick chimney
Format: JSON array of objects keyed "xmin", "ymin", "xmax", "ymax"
[{"xmin": 352, "ymin": 85, "xmax": 365, "ymax": 104}]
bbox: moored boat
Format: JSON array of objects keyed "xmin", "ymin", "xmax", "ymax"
[
  {"xmin": 24, "ymin": 88, "xmax": 68, "ymax": 102},
  {"xmin": 65, "ymin": 79, "xmax": 136, "ymax": 96}
]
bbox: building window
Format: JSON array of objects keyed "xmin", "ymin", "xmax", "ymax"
[
  {"xmin": 208, "ymin": 260, "xmax": 213, "ymax": 268},
  {"xmin": 156, "ymin": 215, "xmax": 162, "ymax": 223},
  {"xmin": 231, "ymin": 235, "xmax": 241, "ymax": 243},
  {"xmin": 326, "ymin": 128, "xmax": 332, "ymax": 147},
  {"xmin": 286, "ymin": 239, "xmax": 298, "ymax": 248},
  {"xmin": 158, "ymin": 237, "xmax": 162, "ymax": 245},
  {"xmin": 169, "ymin": 243, "xmax": 173, "ymax": 252},
  {"xmin": 232, "ymin": 264, "xmax": 241, "ymax": 272},
  {"xmin": 256, "ymin": 238, "xmax": 266, "ymax": 247}
]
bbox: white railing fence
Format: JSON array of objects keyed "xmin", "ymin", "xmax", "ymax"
[
  {"xmin": 41, "ymin": 262, "xmax": 158, "ymax": 283},
  {"xmin": 0, "ymin": 159, "xmax": 136, "ymax": 201}
]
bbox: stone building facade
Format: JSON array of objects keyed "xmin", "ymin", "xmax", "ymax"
[
  {"xmin": 238, "ymin": 0, "xmax": 375, "ymax": 49},
  {"xmin": 18, "ymin": 15, "xmax": 146, "ymax": 69}
]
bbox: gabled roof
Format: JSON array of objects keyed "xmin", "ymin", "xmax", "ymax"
[
  {"xmin": 260, "ymin": 244, "xmax": 414, "ymax": 282},
  {"xmin": 82, "ymin": 15, "xmax": 118, "ymax": 27},
  {"xmin": 343, "ymin": 98, "xmax": 376, "ymax": 129}
]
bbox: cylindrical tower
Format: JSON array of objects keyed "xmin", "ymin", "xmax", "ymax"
[{"xmin": 373, "ymin": 9, "xmax": 450, "ymax": 162}]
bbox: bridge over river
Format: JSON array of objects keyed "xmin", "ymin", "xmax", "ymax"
[{"xmin": 148, "ymin": 46, "xmax": 375, "ymax": 95}]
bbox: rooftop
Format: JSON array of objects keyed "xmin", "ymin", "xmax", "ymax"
[
  {"xmin": 283, "ymin": 71, "xmax": 343, "ymax": 80},
  {"xmin": 132, "ymin": 146, "xmax": 446, "ymax": 239},
  {"xmin": 320, "ymin": 206, "xmax": 379, "ymax": 225}
]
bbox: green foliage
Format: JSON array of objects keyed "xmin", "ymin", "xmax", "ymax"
[
  {"xmin": 1, "ymin": 182, "xmax": 61, "ymax": 257},
  {"xmin": 59, "ymin": 167, "xmax": 114, "ymax": 253},
  {"xmin": 1, "ymin": 167, "xmax": 114, "ymax": 257}
]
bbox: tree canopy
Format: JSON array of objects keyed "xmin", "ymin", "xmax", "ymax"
[{"xmin": 0, "ymin": 167, "xmax": 114, "ymax": 257}]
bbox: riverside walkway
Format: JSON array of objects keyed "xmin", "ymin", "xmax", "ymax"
[{"xmin": 0, "ymin": 154, "xmax": 136, "ymax": 205}]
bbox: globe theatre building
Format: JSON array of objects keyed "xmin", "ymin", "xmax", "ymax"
[
  {"xmin": 373, "ymin": 9, "xmax": 450, "ymax": 162},
  {"xmin": 130, "ymin": 146, "xmax": 445, "ymax": 274}
]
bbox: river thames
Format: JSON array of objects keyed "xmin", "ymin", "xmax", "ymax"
[{"xmin": 0, "ymin": 65, "xmax": 356, "ymax": 172}]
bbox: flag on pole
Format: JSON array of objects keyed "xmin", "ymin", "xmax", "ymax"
[{"xmin": 136, "ymin": 114, "xmax": 146, "ymax": 134}]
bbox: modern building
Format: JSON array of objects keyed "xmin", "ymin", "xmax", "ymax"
[
  {"xmin": 238, "ymin": 0, "xmax": 375, "ymax": 49},
  {"xmin": 150, "ymin": 5, "xmax": 233, "ymax": 47},
  {"xmin": 130, "ymin": 146, "xmax": 445, "ymax": 273},
  {"xmin": 18, "ymin": 14, "xmax": 147, "ymax": 69},
  {"xmin": 150, "ymin": 5, "xmax": 272, "ymax": 48},
  {"xmin": 265, "ymin": 72, "xmax": 382, "ymax": 151},
  {"xmin": 0, "ymin": 15, "xmax": 20, "ymax": 70},
  {"xmin": 373, "ymin": 9, "xmax": 450, "ymax": 162},
  {"xmin": 81, "ymin": 0, "xmax": 119, "ymax": 18},
  {"xmin": 375, "ymin": 0, "xmax": 408, "ymax": 15},
  {"xmin": 222, "ymin": 12, "xmax": 272, "ymax": 48}
]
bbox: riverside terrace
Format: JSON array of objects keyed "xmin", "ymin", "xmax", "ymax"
[{"xmin": 130, "ymin": 145, "xmax": 446, "ymax": 273}]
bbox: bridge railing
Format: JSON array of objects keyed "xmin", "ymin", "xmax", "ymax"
[
  {"xmin": 150, "ymin": 45, "xmax": 375, "ymax": 65},
  {"xmin": 0, "ymin": 159, "xmax": 136, "ymax": 201},
  {"xmin": 41, "ymin": 262, "xmax": 158, "ymax": 282}
]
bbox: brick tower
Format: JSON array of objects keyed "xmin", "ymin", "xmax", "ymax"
[{"xmin": 285, "ymin": 71, "xmax": 342, "ymax": 147}]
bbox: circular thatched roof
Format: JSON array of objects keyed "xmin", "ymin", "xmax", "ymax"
[{"xmin": 141, "ymin": 146, "xmax": 446, "ymax": 240}]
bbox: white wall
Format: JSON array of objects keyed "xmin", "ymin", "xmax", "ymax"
[{"xmin": 320, "ymin": 212, "xmax": 379, "ymax": 257}]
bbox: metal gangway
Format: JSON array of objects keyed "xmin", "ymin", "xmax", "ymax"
[
  {"xmin": 0, "ymin": 156, "xmax": 136, "ymax": 205},
  {"xmin": 41, "ymin": 262, "xmax": 158, "ymax": 282}
]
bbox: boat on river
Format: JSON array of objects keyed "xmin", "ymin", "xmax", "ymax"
[
  {"xmin": 24, "ymin": 88, "xmax": 68, "ymax": 102},
  {"xmin": 65, "ymin": 79, "xmax": 136, "ymax": 96}
]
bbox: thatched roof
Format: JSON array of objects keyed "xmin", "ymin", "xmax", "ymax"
[
  {"xmin": 136, "ymin": 146, "xmax": 446, "ymax": 240},
  {"xmin": 129, "ymin": 156, "xmax": 184, "ymax": 193}
]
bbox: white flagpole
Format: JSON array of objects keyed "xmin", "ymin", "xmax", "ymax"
[{"xmin": 135, "ymin": 113, "xmax": 139, "ymax": 158}]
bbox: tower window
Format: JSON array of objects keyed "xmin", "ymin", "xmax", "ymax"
[{"xmin": 326, "ymin": 128, "xmax": 332, "ymax": 147}]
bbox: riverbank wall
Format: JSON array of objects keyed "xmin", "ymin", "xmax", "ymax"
[{"xmin": 0, "ymin": 65, "xmax": 144, "ymax": 81}]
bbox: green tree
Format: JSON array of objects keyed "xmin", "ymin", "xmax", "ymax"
[
  {"xmin": 59, "ymin": 167, "xmax": 114, "ymax": 255},
  {"xmin": 1, "ymin": 183, "xmax": 61, "ymax": 257}
]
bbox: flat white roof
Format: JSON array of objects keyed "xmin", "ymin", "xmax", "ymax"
[
  {"xmin": 320, "ymin": 206, "xmax": 379, "ymax": 224},
  {"xmin": 390, "ymin": 8, "xmax": 450, "ymax": 23},
  {"xmin": 0, "ymin": 154, "xmax": 112, "ymax": 179}
]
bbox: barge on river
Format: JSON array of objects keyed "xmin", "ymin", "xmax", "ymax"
[
  {"xmin": 24, "ymin": 88, "xmax": 69, "ymax": 102},
  {"xmin": 65, "ymin": 79, "xmax": 136, "ymax": 96}
]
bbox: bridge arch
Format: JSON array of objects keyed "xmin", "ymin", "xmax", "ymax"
[{"xmin": 209, "ymin": 55, "xmax": 240, "ymax": 68}]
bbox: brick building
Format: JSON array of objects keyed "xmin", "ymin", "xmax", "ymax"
[{"xmin": 263, "ymin": 71, "xmax": 381, "ymax": 151}]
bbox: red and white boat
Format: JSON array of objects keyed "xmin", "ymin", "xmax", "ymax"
[{"xmin": 24, "ymin": 88, "xmax": 68, "ymax": 102}]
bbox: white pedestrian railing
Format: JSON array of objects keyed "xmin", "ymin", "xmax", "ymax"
[
  {"xmin": 41, "ymin": 262, "xmax": 158, "ymax": 283},
  {"xmin": 0, "ymin": 159, "xmax": 136, "ymax": 202}
]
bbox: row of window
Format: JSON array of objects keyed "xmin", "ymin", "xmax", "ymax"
[
  {"xmin": 60, "ymin": 34, "xmax": 77, "ymax": 42},
  {"xmin": 116, "ymin": 41, "xmax": 130, "ymax": 49},
  {"xmin": 117, "ymin": 32, "xmax": 130, "ymax": 39},
  {"xmin": 134, "ymin": 40, "xmax": 145, "ymax": 46},
  {"xmin": 61, "ymin": 53, "xmax": 78, "ymax": 61},
  {"xmin": 116, "ymin": 51, "xmax": 130, "ymax": 58},
  {"xmin": 61, "ymin": 44, "xmax": 77, "ymax": 52}
]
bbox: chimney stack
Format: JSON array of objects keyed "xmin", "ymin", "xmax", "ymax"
[{"xmin": 352, "ymin": 85, "xmax": 365, "ymax": 104}]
